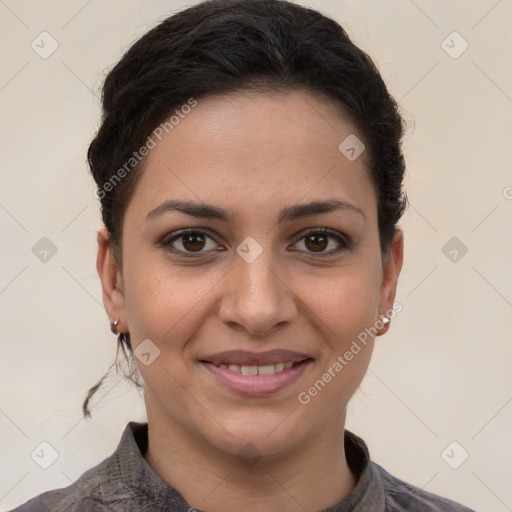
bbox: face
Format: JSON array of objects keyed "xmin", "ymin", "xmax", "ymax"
[{"xmin": 98, "ymin": 90, "xmax": 403, "ymax": 458}]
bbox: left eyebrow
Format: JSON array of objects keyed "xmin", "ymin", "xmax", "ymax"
[
  {"xmin": 145, "ymin": 199, "xmax": 365, "ymax": 223},
  {"xmin": 277, "ymin": 199, "xmax": 365, "ymax": 223}
]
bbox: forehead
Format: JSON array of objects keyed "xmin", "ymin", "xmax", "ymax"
[{"xmin": 126, "ymin": 90, "xmax": 377, "ymax": 224}]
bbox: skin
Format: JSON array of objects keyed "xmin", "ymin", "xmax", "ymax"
[{"xmin": 97, "ymin": 90, "xmax": 403, "ymax": 512}]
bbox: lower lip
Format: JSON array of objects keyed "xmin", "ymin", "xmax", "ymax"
[{"xmin": 202, "ymin": 361, "xmax": 312, "ymax": 395}]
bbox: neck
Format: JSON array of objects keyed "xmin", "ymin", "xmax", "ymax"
[{"xmin": 144, "ymin": 407, "xmax": 357, "ymax": 512}]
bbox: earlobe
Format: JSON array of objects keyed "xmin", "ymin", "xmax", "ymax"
[
  {"xmin": 96, "ymin": 228, "xmax": 127, "ymax": 331},
  {"xmin": 377, "ymin": 229, "xmax": 404, "ymax": 336}
]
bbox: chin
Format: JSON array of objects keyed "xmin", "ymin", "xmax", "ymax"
[{"xmin": 204, "ymin": 410, "xmax": 308, "ymax": 460}]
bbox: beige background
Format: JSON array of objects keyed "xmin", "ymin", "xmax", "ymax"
[{"xmin": 1, "ymin": 1, "xmax": 511, "ymax": 510}]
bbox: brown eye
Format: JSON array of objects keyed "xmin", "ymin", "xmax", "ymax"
[
  {"xmin": 305, "ymin": 233, "xmax": 328, "ymax": 252},
  {"xmin": 292, "ymin": 229, "xmax": 349, "ymax": 256},
  {"xmin": 181, "ymin": 233, "xmax": 206, "ymax": 252},
  {"xmin": 161, "ymin": 229, "xmax": 221, "ymax": 255}
]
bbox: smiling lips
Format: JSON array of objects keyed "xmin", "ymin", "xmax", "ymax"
[{"xmin": 201, "ymin": 349, "xmax": 313, "ymax": 395}]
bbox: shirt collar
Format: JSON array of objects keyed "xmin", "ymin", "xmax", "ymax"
[{"xmin": 98, "ymin": 421, "xmax": 384, "ymax": 511}]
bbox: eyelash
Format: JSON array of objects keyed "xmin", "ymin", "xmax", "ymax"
[{"xmin": 157, "ymin": 227, "xmax": 351, "ymax": 258}]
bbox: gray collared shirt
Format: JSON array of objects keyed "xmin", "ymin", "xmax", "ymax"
[{"xmin": 11, "ymin": 422, "xmax": 476, "ymax": 511}]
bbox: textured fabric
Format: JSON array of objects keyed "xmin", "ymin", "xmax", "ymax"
[{"xmin": 11, "ymin": 422, "xmax": 476, "ymax": 512}]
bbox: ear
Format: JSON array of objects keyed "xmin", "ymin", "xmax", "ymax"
[
  {"xmin": 96, "ymin": 228, "xmax": 127, "ymax": 333},
  {"xmin": 376, "ymin": 229, "xmax": 404, "ymax": 336}
]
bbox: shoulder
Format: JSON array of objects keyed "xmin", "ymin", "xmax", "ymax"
[
  {"xmin": 372, "ymin": 462, "xmax": 476, "ymax": 512},
  {"xmin": 8, "ymin": 422, "xmax": 146, "ymax": 512},
  {"xmin": 8, "ymin": 458, "xmax": 112, "ymax": 512}
]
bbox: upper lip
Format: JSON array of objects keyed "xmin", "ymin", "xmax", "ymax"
[{"xmin": 201, "ymin": 349, "xmax": 312, "ymax": 366}]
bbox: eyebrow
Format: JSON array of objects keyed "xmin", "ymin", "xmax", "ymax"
[{"xmin": 146, "ymin": 199, "xmax": 365, "ymax": 223}]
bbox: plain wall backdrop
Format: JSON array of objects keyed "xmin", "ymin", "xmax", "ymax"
[{"xmin": 1, "ymin": 1, "xmax": 511, "ymax": 510}]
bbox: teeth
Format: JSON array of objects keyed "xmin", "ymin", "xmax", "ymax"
[
  {"xmin": 217, "ymin": 361, "xmax": 297, "ymax": 375},
  {"xmin": 241, "ymin": 365, "xmax": 258, "ymax": 375},
  {"xmin": 258, "ymin": 364, "xmax": 275, "ymax": 375}
]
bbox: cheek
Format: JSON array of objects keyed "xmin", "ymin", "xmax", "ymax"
[
  {"xmin": 300, "ymin": 263, "xmax": 382, "ymax": 343},
  {"xmin": 295, "ymin": 271, "xmax": 378, "ymax": 421},
  {"xmin": 122, "ymin": 258, "xmax": 224, "ymax": 349},
  {"xmin": 121, "ymin": 261, "xmax": 221, "ymax": 401}
]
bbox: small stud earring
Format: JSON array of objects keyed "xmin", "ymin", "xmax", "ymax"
[
  {"xmin": 382, "ymin": 317, "xmax": 390, "ymax": 325},
  {"xmin": 110, "ymin": 319, "xmax": 120, "ymax": 334}
]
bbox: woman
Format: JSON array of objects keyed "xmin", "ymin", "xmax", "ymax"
[{"xmin": 12, "ymin": 0, "xmax": 475, "ymax": 510}]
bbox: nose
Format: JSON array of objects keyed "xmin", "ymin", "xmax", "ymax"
[{"xmin": 218, "ymin": 249, "xmax": 298, "ymax": 337}]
